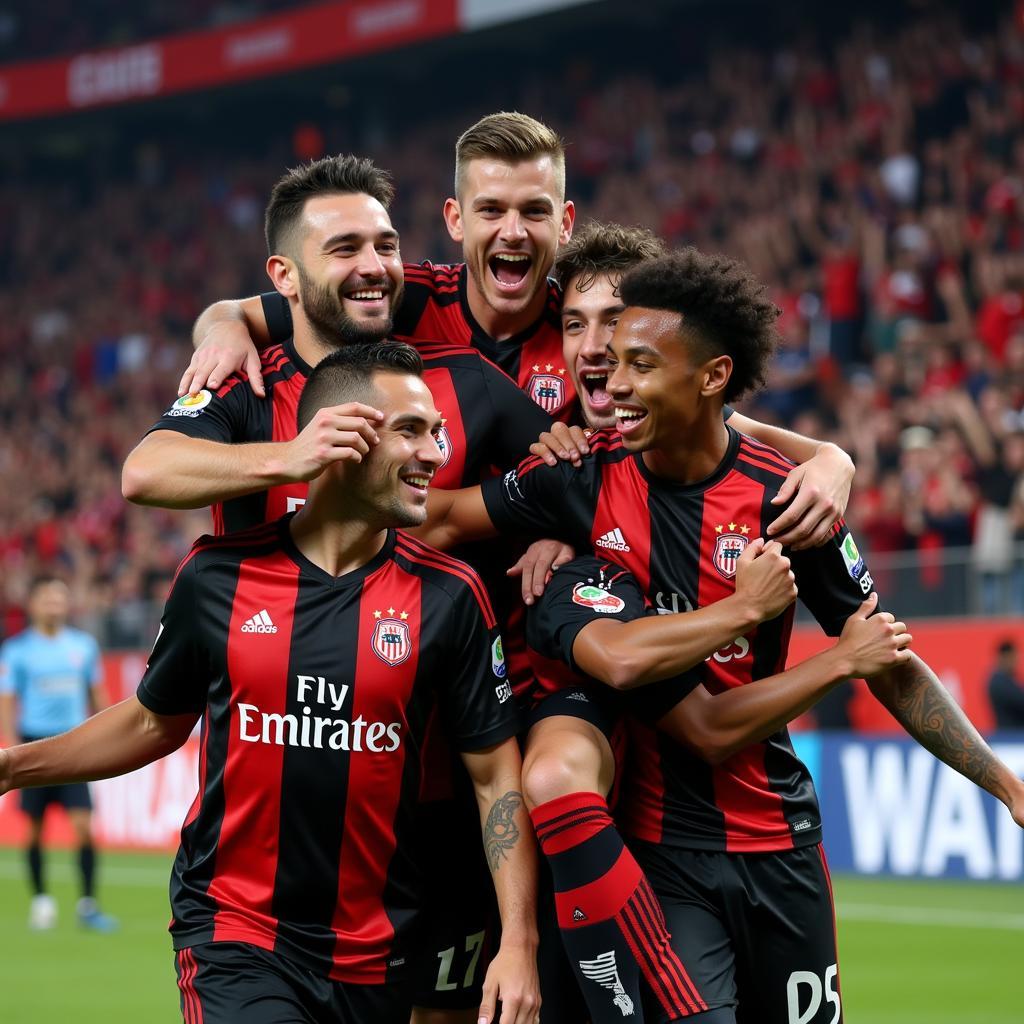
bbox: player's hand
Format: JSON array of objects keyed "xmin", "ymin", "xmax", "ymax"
[
  {"xmin": 507, "ymin": 539, "xmax": 576, "ymax": 605},
  {"xmin": 1004, "ymin": 781, "xmax": 1024, "ymax": 829},
  {"xmin": 478, "ymin": 940, "xmax": 541, "ymax": 1024},
  {"xmin": 279, "ymin": 404, "xmax": 384, "ymax": 481},
  {"xmin": 767, "ymin": 443, "xmax": 854, "ymax": 550},
  {"xmin": 733, "ymin": 538, "xmax": 797, "ymax": 621},
  {"xmin": 529, "ymin": 422, "xmax": 591, "ymax": 467},
  {"xmin": 835, "ymin": 594, "xmax": 912, "ymax": 677},
  {"xmin": 179, "ymin": 320, "xmax": 264, "ymax": 398}
]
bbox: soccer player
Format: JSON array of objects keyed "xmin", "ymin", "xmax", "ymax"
[
  {"xmin": 0, "ymin": 576, "xmax": 117, "ymax": 932},
  {"xmin": 122, "ymin": 154, "xmax": 553, "ymax": 527},
  {"xmin": 415, "ymin": 248, "xmax": 1024, "ymax": 1022},
  {"xmin": 185, "ymin": 112, "xmax": 576, "ymax": 418},
  {"xmin": 2, "ymin": 342, "xmax": 540, "ymax": 1024},
  {"xmin": 182, "ymin": 119, "xmax": 852, "ymax": 552}
]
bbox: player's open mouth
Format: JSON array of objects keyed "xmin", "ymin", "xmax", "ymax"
[
  {"xmin": 399, "ymin": 472, "xmax": 433, "ymax": 495},
  {"xmin": 580, "ymin": 370, "xmax": 612, "ymax": 411},
  {"xmin": 488, "ymin": 253, "xmax": 532, "ymax": 292},
  {"xmin": 615, "ymin": 405, "xmax": 648, "ymax": 435}
]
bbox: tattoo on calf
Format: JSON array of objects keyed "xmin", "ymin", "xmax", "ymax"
[{"xmin": 484, "ymin": 790, "xmax": 523, "ymax": 871}]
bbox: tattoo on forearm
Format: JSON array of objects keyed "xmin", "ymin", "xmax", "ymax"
[
  {"xmin": 484, "ymin": 790, "xmax": 522, "ymax": 871},
  {"xmin": 884, "ymin": 656, "xmax": 1004, "ymax": 796}
]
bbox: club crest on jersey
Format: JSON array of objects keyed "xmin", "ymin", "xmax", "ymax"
[
  {"xmin": 572, "ymin": 582, "xmax": 626, "ymax": 614},
  {"xmin": 527, "ymin": 365, "xmax": 567, "ymax": 413},
  {"xmin": 436, "ymin": 419, "xmax": 452, "ymax": 469},
  {"xmin": 371, "ymin": 610, "xmax": 411, "ymax": 666},
  {"xmin": 712, "ymin": 523, "xmax": 750, "ymax": 580}
]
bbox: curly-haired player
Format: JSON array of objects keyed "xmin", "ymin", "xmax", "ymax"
[{"xmin": 414, "ymin": 247, "xmax": 1024, "ymax": 1023}]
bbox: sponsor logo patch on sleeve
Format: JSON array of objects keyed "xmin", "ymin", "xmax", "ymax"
[
  {"xmin": 165, "ymin": 389, "xmax": 213, "ymax": 417},
  {"xmin": 571, "ymin": 583, "xmax": 625, "ymax": 614}
]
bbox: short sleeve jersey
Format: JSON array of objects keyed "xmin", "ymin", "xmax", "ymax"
[
  {"xmin": 486, "ymin": 427, "xmax": 878, "ymax": 853},
  {"xmin": 259, "ymin": 258, "xmax": 577, "ymax": 420},
  {"xmin": 0, "ymin": 627, "xmax": 101, "ymax": 737},
  {"xmin": 137, "ymin": 518, "xmax": 518, "ymax": 982},
  {"xmin": 148, "ymin": 335, "xmax": 551, "ymax": 533}
]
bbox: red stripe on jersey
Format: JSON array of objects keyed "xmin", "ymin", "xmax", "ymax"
[
  {"xmin": 590, "ymin": 457, "xmax": 653, "ymax": 590},
  {"xmin": 737, "ymin": 450, "xmax": 790, "ymax": 481},
  {"xmin": 395, "ymin": 534, "xmax": 497, "ymax": 627},
  {"xmin": 422, "ymin": 366, "xmax": 467, "ymax": 489},
  {"xmin": 170, "ymin": 522, "xmax": 281, "ymax": 588},
  {"xmin": 329, "ymin": 564, "xmax": 422, "ymax": 981},
  {"xmin": 211, "ymin": 551, "xmax": 300, "ymax": 949},
  {"xmin": 739, "ymin": 435, "xmax": 796, "ymax": 471},
  {"xmin": 699, "ymin": 476, "xmax": 791, "ymax": 851},
  {"xmin": 265, "ymin": 372, "xmax": 309, "ymax": 521}
]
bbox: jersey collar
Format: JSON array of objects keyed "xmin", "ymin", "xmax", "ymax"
[
  {"xmin": 633, "ymin": 424, "xmax": 741, "ymax": 495},
  {"xmin": 278, "ymin": 515, "xmax": 397, "ymax": 588}
]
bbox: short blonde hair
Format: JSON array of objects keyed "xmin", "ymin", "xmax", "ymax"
[{"xmin": 454, "ymin": 111, "xmax": 565, "ymax": 199}]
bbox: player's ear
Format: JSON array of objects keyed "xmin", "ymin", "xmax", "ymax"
[
  {"xmin": 267, "ymin": 254, "xmax": 298, "ymax": 298},
  {"xmin": 443, "ymin": 197, "xmax": 464, "ymax": 243},
  {"xmin": 559, "ymin": 200, "xmax": 576, "ymax": 247},
  {"xmin": 702, "ymin": 355, "xmax": 732, "ymax": 398}
]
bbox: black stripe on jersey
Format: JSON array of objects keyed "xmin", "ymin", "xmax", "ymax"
[
  {"xmin": 169, "ymin": 551, "xmax": 246, "ymax": 941},
  {"xmin": 270, "ymin": 573, "xmax": 359, "ymax": 971},
  {"xmin": 737, "ymin": 457, "xmax": 822, "ymax": 846},
  {"xmin": 645, "ymin": 481, "xmax": 728, "ymax": 842}
]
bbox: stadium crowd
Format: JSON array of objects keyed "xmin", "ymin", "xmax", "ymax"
[
  {"xmin": 2, "ymin": 2, "xmax": 1024, "ymax": 642},
  {"xmin": 0, "ymin": 0, "xmax": 295, "ymax": 62}
]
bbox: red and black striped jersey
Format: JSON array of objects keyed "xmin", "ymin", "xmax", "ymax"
[
  {"xmin": 148, "ymin": 336, "xmax": 551, "ymax": 534},
  {"xmin": 484, "ymin": 426, "xmax": 877, "ymax": 853},
  {"xmin": 137, "ymin": 518, "xmax": 518, "ymax": 983},
  {"xmin": 259, "ymin": 259, "xmax": 577, "ymax": 419}
]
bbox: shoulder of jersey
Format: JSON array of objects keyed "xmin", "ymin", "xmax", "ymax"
[
  {"xmin": 182, "ymin": 521, "xmax": 284, "ymax": 575},
  {"xmin": 410, "ymin": 336, "xmax": 486, "ymax": 365},
  {"xmin": 734, "ymin": 432, "xmax": 798, "ymax": 483},
  {"xmin": 393, "ymin": 532, "xmax": 496, "ymax": 624},
  {"xmin": 212, "ymin": 344, "xmax": 300, "ymax": 399},
  {"xmin": 585, "ymin": 429, "xmax": 630, "ymax": 458},
  {"xmin": 403, "ymin": 260, "xmax": 463, "ymax": 295}
]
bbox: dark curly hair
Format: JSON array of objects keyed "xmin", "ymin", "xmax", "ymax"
[
  {"xmin": 618, "ymin": 248, "xmax": 779, "ymax": 402},
  {"xmin": 554, "ymin": 221, "xmax": 666, "ymax": 292},
  {"xmin": 297, "ymin": 342, "xmax": 422, "ymax": 430},
  {"xmin": 265, "ymin": 155, "xmax": 395, "ymax": 257}
]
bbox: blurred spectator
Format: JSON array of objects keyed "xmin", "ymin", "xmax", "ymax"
[
  {"xmin": 988, "ymin": 639, "xmax": 1024, "ymax": 729},
  {"xmin": 2, "ymin": 0, "xmax": 1024, "ymax": 632}
]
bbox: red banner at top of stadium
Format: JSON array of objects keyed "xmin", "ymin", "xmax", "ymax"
[{"xmin": 0, "ymin": 0, "xmax": 459, "ymax": 121}]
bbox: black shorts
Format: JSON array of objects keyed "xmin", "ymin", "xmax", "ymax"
[
  {"xmin": 631, "ymin": 841, "xmax": 841, "ymax": 1024},
  {"xmin": 525, "ymin": 685, "xmax": 627, "ymax": 811},
  {"xmin": 411, "ymin": 799, "xmax": 497, "ymax": 1010},
  {"xmin": 20, "ymin": 782, "xmax": 92, "ymax": 819},
  {"xmin": 175, "ymin": 943, "xmax": 410, "ymax": 1024}
]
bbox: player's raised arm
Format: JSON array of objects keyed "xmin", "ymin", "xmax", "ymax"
[
  {"xmin": 461, "ymin": 739, "xmax": 541, "ymax": 1024},
  {"xmin": 726, "ymin": 410, "xmax": 855, "ymax": 551},
  {"xmin": 563, "ymin": 540, "xmax": 797, "ymax": 689},
  {"xmin": 183, "ymin": 294, "xmax": 273, "ymax": 397},
  {"xmin": 122, "ymin": 402, "xmax": 382, "ymax": 508},
  {"xmin": 867, "ymin": 652, "xmax": 1024, "ymax": 827},
  {"xmin": 0, "ymin": 698, "xmax": 197, "ymax": 795}
]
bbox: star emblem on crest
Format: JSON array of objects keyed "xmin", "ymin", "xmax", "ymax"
[{"xmin": 715, "ymin": 523, "xmax": 752, "ymax": 535}]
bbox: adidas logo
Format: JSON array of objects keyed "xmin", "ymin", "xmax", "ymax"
[
  {"xmin": 595, "ymin": 528, "xmax": 630, "ymax": 552},
  {"xmin": 573, "ymin": 907, "xmax": 588, "ymax": 922},
  {"xmin": 241, "ymin": 609, "xmax": 278, "ymax": 634}
]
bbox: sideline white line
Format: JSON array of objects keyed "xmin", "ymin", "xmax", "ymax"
[{"xmin": 839, "ymin": 902, "xmax": 1024, "ymax": 931}]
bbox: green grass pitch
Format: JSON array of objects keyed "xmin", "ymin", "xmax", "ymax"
[{"xmin": 0, "ymin": 846, "xmax": 1021, "ymax": 1022}]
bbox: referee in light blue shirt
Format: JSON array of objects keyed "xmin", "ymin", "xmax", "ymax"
[{"xmin": 0, "ymin": 576, "xmax": 116, "ymax": 931}]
